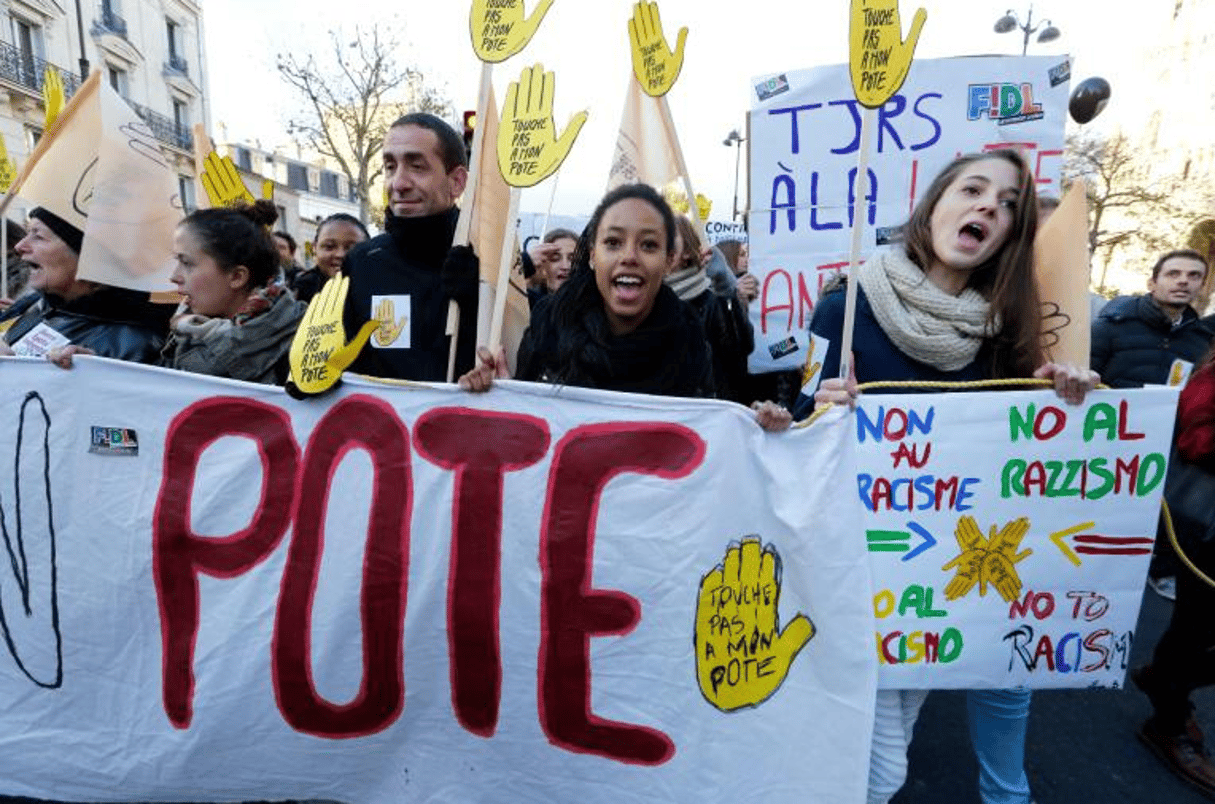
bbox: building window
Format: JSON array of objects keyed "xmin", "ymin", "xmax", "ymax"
[
  {"xmin": 235, "ymin": 147, "xmax": 252, "ymax": 172},
  {"xmin": 13, "ymin": 17, "xmax": 43, "ymax": 87},
  {"xmin": 107, "ymin": 65, "xmax": 128, "ymax": 97},
  {"xmin": 319, "ymin": 170, "xmax": 340, "ymax": 198},
  {"xmin": 178, "ymin": 175, "xmax": 196, "ymax": 213},
  {"xmin": 166, "ymin": 18, "xmax": 187, "ymax": 73},
  {"xmin": 172, "ymin": 99, "xmax": 188, "ymax": 132},
  {"xmin": 286, "ymin": 162, "xmax": 309, "ymax": 192}
]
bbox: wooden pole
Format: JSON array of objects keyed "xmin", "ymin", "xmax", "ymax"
[{"xmin": 837, "ymin": 107, "xmax": 876, "ymax": 381}]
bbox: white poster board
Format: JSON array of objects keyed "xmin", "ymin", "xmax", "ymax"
[{"xmin": 747, "ymin": 55, "xmax": 1071, "ymax": 372}]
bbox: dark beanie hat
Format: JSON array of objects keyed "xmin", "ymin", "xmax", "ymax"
[{"xmin": 29, "ymin": 207, "xmax": 84, "ymax": 254}]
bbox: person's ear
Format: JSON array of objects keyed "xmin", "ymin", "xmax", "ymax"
[
  {"xmin": 229, "ymin": 265, "xmax": 251, "ymax": 291},
  {"xmin": 449, "ymin": 165, "xmax": 469, "ymax": 199}
]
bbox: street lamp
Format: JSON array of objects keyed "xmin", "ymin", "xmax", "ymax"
[
  {"xmin": 994, "ymin": 6, "xmax": 1060, "ymax": 55},
  {"xmin": 723, "ymin": 129, "xmax": 744, "ymax": 222}
]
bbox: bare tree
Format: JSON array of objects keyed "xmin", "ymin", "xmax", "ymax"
[
  {"xmin": 277, "ymin": 27, "xmax": 452, "ymax": 224},
  {"xmin": 1063, "ymin": 131, "xmax": 1187, "ymax": 294}
]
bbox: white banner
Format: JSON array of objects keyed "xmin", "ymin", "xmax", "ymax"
[
  {"xmin": 0, "ymin": 357, "xmax": 874, "ymax": 803},
  {"xmin": 747, "ymin": 55, "xmax": 1072, "ymax": 372}
]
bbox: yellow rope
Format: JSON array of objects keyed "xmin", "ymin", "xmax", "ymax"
[{"xmin": 1161, "ymin": 500, "xmax": 1215, "ymax": 589}]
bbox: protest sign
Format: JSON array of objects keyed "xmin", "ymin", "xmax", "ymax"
[
  {"xmin": 1034, "ymin": 179, "xmax": 1093, "ymax": 367},
  {"xmin": 747, "ymin": 55, "xmax": 1072, "ymax": 373},
  {"xmin": 850, "ymin": 387, "xmax": 1176, "ymax": 688},
  {"xmin": 0, "ymin": 357, "xmax": 874, "ymax": 803},
  {"xmin": 12, "ymin": 72, "xmax": 181, "ymax": 292}
]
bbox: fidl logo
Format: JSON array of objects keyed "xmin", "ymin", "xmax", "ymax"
[{"xmin": 966, "ymin": 83, "xmax": 1044, "ymax": 126}]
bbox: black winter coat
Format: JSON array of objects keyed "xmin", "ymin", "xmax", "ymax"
[
  {"xmin": 0, "ymin": 286, "xmax": 170, "ymax": 364},
  {"xmin": 1090, "ymin": 294, "xmax": 1214, "ymax": 388},
  {"xmin": 684, "ymin": 288, "xmax": 753, "ymax": 404}
]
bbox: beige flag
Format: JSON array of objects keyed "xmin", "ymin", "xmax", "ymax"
[
  {"xmin": 607, "ymin": 73, "xmax": 679, "ymax": 190},
  {"xmin": 469, "ymin": 85, "xmax": 530, "ymax": 369},
  {"xmin": 1034, "ymin": 179, "xmax": 1091, "ymax": 368},
  {"xmin": 12, "ymin": 71, "xmax": 180, "ymax": 291}
]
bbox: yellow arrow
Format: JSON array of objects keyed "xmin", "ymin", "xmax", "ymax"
[{"xmin": 1049, "ymin": 521, "xmax": 1094, "ymax": 567}]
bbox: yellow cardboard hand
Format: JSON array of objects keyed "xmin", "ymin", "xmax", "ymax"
[
  {"xmin": 849, "ymin": 0, "xmax": 927, "ymax": 108},
  {"xmin": 470, "ymin": 0, "xmax": 555, "ymax": 63},
  {"xmin": 628, "ymin": 0, "xmax": 688, "ymax": 97},
  {"xmin": 695, "ymin": 538, "xmax": 814, "ymax": 712},
  {"xmin": 981, "ymin": 518, "xmax": 1031, "ymax": 602},
  {"xmin": 0, "ymin": 134, "xmax": 17, "ymax": 193},
  {"xmin": 288, "ymin": 275, "xmax": 378, "ymax": 395},
  {"xmin": 373, "ymin": 297, "xmax": 408, "ymax": 347},
  {"xmin": 42, "ymin": 68, "xmax": 64, "ymax": 132},
  {"xmin": 200, "ymin": 151, "xmax": 256, "ymax": 209},
  {"xmin": 497, "ymin": 63, "xmax": 587, "ymax": 188}
]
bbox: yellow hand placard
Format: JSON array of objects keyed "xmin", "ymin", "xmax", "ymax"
[
  {"xmin": 848, "ymin": 0, "xmax": 927, "ymax": 108},
  {"xmin": 695, "ymin": 538, "xmax": 815, "ymax": 712},
  {"xmin": 0, "ymin": 134, "xmax": 17, "ymax": 193},
  {"xmin": 497, "ymin": 63, "xmax": 586, "ymax": 188},
  {"xmin": 288, "ymin": 274, "xmax": 378, "ymax": 395},
  {"xmin": 628, "ymin": 0, "xmax": 688, "ymax": 97},
  {"xmin": 42, "ymin": 67, "xmax": 64, "ymax": 131},
  {"xmin": 199, "ymin": 151, "xmax": 256, "ymax": 209},
  {"xmin": 470, "ymin": 0, "xmax": 554, "ymax": 63}
]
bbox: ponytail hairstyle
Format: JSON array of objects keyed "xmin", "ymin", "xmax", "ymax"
[
  {"xmin": 900, "ymin": 148, "xmax": 1042, "ymax": 379},
  {"xmin": 179, "ymin": 199, "xmax": 281, "ymax": 290}
]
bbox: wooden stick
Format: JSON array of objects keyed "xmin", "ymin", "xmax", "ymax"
[
  {"xmin": 447, "ymin": 62, "xmax": 494, "ymax": 382},
  {"xmin": 838, "ymin": 107, "xmax": 876, "ymax": 380},
  {"xmin": 488, "ymin": 187, "xmax": 521, "ymax": 352},
  {"xmin": 657, "ymin": 94, "xmax": 705, "ymax": 242},
  {"xmin": 539, "ymin": 167, "xmax": 560, "ymax": 238}
]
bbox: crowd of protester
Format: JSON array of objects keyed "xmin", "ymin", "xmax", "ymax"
[{"xmin": 3, "ymin": 110, "xmax": 1215, "ymax": 803}]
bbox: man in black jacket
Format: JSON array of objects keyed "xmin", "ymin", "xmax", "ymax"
[
  {"xmin": 1091, "ymin": 248, "xmax": 1215, "ymax": 599},
  {"xmin": 1091, "ymin": 249, "xmax": 1213, "ymax": 388},
  {"xmin": 340, "ymin": 112, "xmax": 478, "ymax": 381}
]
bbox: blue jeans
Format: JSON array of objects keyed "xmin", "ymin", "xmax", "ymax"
[{"xmin": 967, "ymin": 688, "xmax": 1032, "ymax": 804}]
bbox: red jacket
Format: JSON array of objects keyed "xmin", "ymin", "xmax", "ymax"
[{"xmin": 1178, "ymin": 362, "xmax": 1215, "ymax": 469}]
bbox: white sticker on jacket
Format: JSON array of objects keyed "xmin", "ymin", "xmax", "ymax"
[
  {"xmin": 12, "ymin": 322, "xmax": 71, "ymax": 357},
  {"xmin": 370, "ymin": 295, "xmax": 411, "ymax": 349}
]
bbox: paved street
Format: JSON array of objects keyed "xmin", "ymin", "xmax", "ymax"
[{"xmin": 894, "ymin": 584, "xmax": 1213, "ymax": 803}]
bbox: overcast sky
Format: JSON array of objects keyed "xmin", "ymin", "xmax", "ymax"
[{"xmin": 203, "ymin": 0, "xmax": 1170, "ymax": 219}]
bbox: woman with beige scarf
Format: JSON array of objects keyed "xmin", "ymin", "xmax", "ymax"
[{"xmin": 803, "ymin": 149, "xmax": 1098, "ymax": 804}]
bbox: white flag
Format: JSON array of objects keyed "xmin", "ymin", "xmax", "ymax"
[{"xmin": 607, "ymin": 73, "xmax": 679, "ymax": 190}]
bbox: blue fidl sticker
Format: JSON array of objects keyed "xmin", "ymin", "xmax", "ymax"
[
  {"xmin": 769, "ymin": 336, "xmax": 800, "ymax": 360},
  {"xmin": 755, "ymin": 74, "xmax": 790, "ymax": 101},
  {"xmin": 89, "ymin": 426, "xmax": 138, "ymax": 456}
]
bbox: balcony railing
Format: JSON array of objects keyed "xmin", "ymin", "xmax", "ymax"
[
  {"xmin": 165, "ymin": 54, "xmax": 188, "ymax": 76},
  {"xmin": 129, "ymin": 101, "xmax": 192, "ymax": 152},
  {"xmin": 95, "ymin": 5, "xmax": 127, "ymax": 38},
  {"xmin": 0, "ymin": 41, "xmax": 81, "ymax": 99}
]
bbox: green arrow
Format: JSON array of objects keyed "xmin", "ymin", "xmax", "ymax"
[{"xmin": 866, "ymin": 529, "xmax": 910, "ymax": 553}]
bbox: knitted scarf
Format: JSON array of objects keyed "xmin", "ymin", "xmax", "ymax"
[
  {"xmin": 664, "ymin": 264, "xmax": 711, "ymax": 301},
  {"xmin": 855, "ymin": 247, "xmax": 995, "ymax": 372}
]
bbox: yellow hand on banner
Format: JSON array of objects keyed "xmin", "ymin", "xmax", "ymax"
[
  {"xmin": 42, "ymin": 68, "xmax": 64, "ymax": 131},
  {"xmin": 848, "ymin": 0, "xmax": 927, "ymax": 108},
  {"xmin": 695, "ymin": 538, "xmax": 814, "ymax": 712},
  {"xmin": 982, "ymin": 518, "xmax": 1031, "ymax": 602},
  {"xmin": 695, "ymin": 193, "xmax": 712, "ymax": 222},
  {"xmin": 470, "ymin": 0, "xmax": 555, "ymax": 63},
  {"xmin": 628, "ymin": 0, "xmax": 688, "ymax": 97},
  {"xmin": 199, "ymin": 151, "xmax": 256, "ymax": 209},
  {"xmin": 373, "ymin": 298, "xmax": 408, "ymax": 347},
  {"xmin": 261, "ymin": 178, "xmax": 275, "ymax": 201},
  {"xmin": 287, "ymin": 275, "xmax": 378, "ymax": 396},
  {"xmin": 497, "ymin": 63, "xmax": 587, "ymax": 188},
  {"xmin": 0, "ymin": 134, "xmax": 17, "ymax": 193},
  {"xmin": 941, "ymin": 516, "xmax": 988, "ymax": 601}
]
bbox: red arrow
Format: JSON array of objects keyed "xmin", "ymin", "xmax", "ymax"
[{"xmin": 1073, "ymin": 535, "xmax": 1153, "ymax": 556}]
